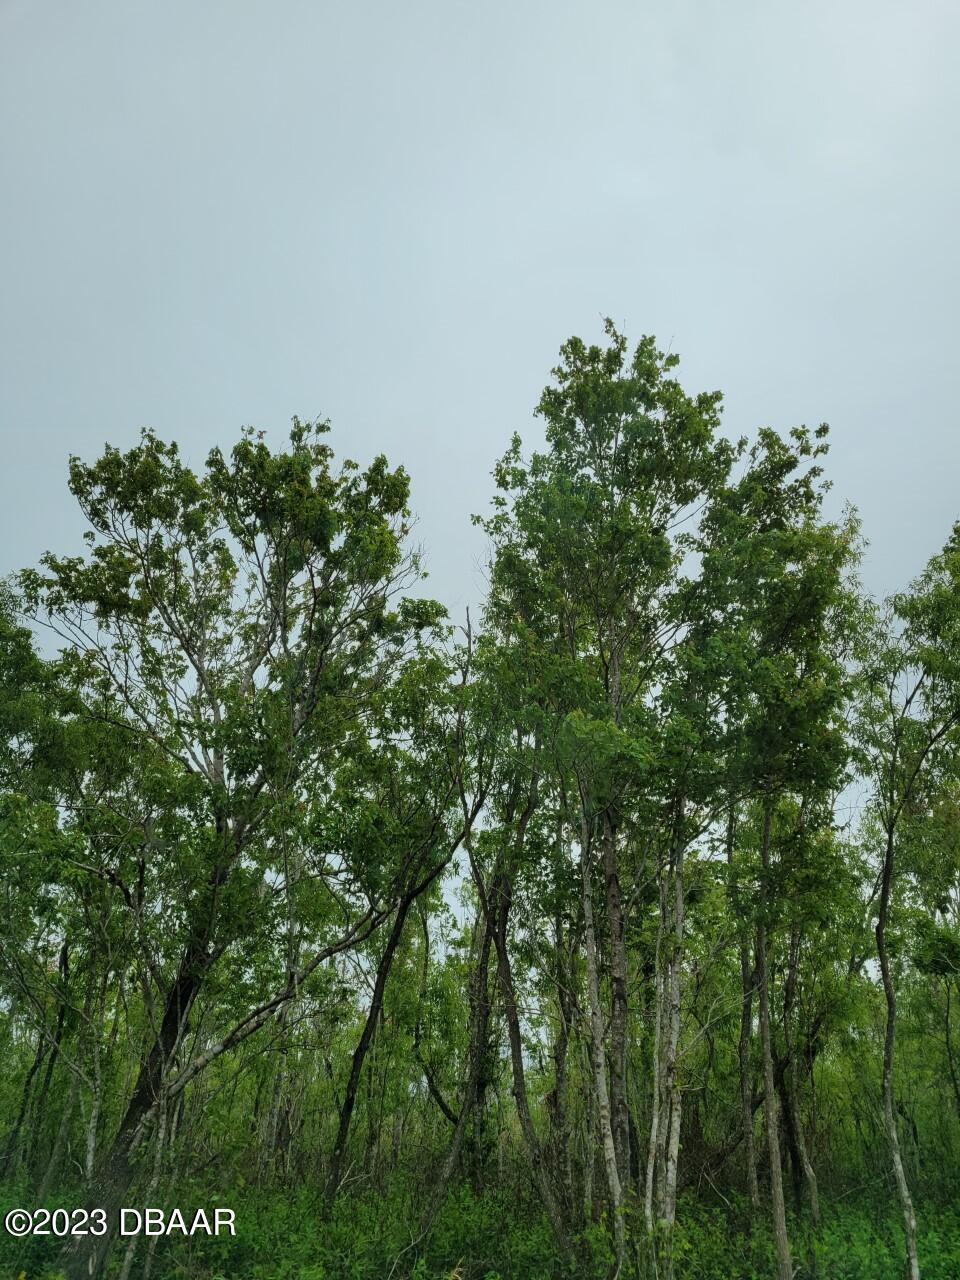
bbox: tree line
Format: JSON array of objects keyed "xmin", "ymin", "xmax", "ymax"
[{"xmin": 2, "ymin": 323, "xmax": 959, "ymax": 1279}]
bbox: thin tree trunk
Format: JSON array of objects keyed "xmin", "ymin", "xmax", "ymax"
[
  {"xmin": 777, "ymin": 1067, "xmax": 805, "ymax": 1214},
  {"xmin": 945, "ymin": 984, "xmax": 960, "ymax": 1122},
  {"xmin": 580, "ymin": 1032, "xmax": 596, "ymax": 1224},
  {"xmin": 491, "ymin": 872, "xmax": 569, "ymax": 1253},
  {"xmin": 727, "ymin": 804, "xmax": 760, "ymax": 1206},
  {"xmin": 737, "ymin": 946, "xmax": 760, "ymax": 1206},
  {"xmin": 413, "ymin": 906, "xmax": 460, "ymax": 1128},
  {"xmin": 37, "ymin": 963, "xmax": 93, "ymax": 1205},
  {"xmin": 324, "ymin": 893, "xmax": 413, "ymax": 1206},
  {"xmin": 117, "ymin": 1087, "xmax": 168, "ymax": 1280},
  {"xmin": 582, "ymin": 818, "xmax": 625, "ymax": 1276},
  {"xmin": 1, "ymin": 1032, "xmax": 47, "ymax": 1177},
  {"xmin": 783, "ymin": 926, "xmax": 820, "ymax": 1225},
  {"xmin": 643, "ymin": 807, "xmax": 686, "ymax": 1280},
  {"xmin": 265, "ymin": 834, "xmax": 304, "ymax": 1181},
  {"xmin": 84, "ymin": 970, "xmax": 108, "ymax": 1185},
  {"xmin": 418, "ymin": 908, "xmax": 494, "ymax": 1239},
  {"xmin": 661, "ymin": 814, "xmax": 687, "ymax": 1280},
  {"xmin": 261, "ymin": 1004, "xmax": 290, "ymax": 1178},
  {"xmin": 26, "ymin": 941, "xmax": 71, "ymax": 1182},
  {"xmin": 548, "ymin": 906, "xmax": 574, "ymax": 1218},
  {"xmin": 757, "ymin": 799, "xmax": 793, "ymax": 1280},
  {"xmin": 602, "ymin": 807, "xmax": 631, "ymax": 1194},
  {"xmin": 662, "ymin": 1082, "xmax": 682, "ymax": 1272},
  {"xmin": 84, "ymin": 1081, "xmax": 101, "ymax": 1186},
  {"xmin": 877, "ymin": 824, "xmax": 920, "ymax": 1280},
  {"xmin": 36, "ymin": 1071, "xmax": 81, "ymax": 1206},
  {"xmin": 644, "ymin": 898, "xmax": 664, "ymax": 1236}
]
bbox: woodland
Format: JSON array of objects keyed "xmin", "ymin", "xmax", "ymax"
[{"xmin": 2, "ymin": 324, "xmax": 960, "ymax": 1280}]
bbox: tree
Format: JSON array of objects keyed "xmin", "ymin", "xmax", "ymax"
[
  {"xmin": 19, "ymin": 422, "xmax": 449, "ymax": 1278},
  {"xmin": 480, "ymin": 321, "xmax": 736, "ymax": 1274},
  {"xmin": 703, "ymin": 424, "xmax": 857, "ymax": 1280},
  {"xmin": 857, "ymin": 526, "xmax": 960, "ymax": 1280},
  {"xmin": 4, "ymin": 326, "xmax": 960, "ymax": 1280}
]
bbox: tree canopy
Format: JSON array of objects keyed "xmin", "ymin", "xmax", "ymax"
[{"xmin": 2, "ymin": 326, "xmax": 960, "ymax": 1280}]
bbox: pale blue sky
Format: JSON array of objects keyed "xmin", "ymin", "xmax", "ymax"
[{"xmin": 2, "ymin": 0, "xmax": 958, "ymax": 617}]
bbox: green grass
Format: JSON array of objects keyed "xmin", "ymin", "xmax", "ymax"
[{"xmin": 3, "ymin": 1183, "xmax": 960, "ymax": 1279}]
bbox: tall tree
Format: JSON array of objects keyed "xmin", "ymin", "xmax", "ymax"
[
  {"xmin": 481, "ymin": 321, "xmax": 735, "ymax": 1272},
  {"xmin": 20, "ymin": 423, "xmax": 448, "ymax": 1278},
  {"xmin": 703, "ymin": 424, "xmax": 857, "ymax": 1280},
  {"xmin": 857, "ymin": 526, "xmax": 960, "ymax": 1280}
]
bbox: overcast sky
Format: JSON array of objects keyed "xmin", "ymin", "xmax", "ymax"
[{"xmin": 2, "ymin": 0, "xmax": 958, "ymax": 621}]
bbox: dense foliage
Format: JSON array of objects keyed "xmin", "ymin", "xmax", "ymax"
[{"xmin": 2, "ymin": 327, "xmax": 960, "ymax": 1279}]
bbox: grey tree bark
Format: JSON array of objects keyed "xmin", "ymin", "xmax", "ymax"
[
  {"xmin": 581, "ymin": 816, "xmax": 625, "ymax": 1277},
  {"xmin": 877, "ymin": 824, "xmax": 920, "ymax": 1280},
  {"xmin": 757, "ymin": 800, "xmax": 793, "ymax": 1280}
]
